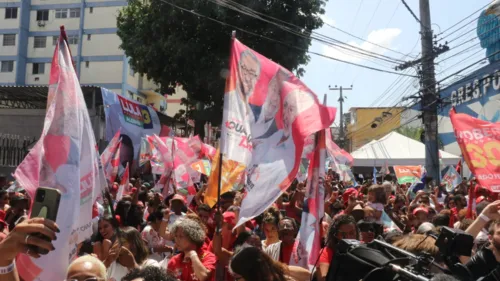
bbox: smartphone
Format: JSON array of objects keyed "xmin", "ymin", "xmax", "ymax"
[{"xmin": 30, "ymin": 187, "xmax": 61, "ymax": 254}]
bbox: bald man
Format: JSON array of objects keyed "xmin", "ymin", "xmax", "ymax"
[{"xmin": 66, "ymin": 255, "xmax": 107, "ymax": 281}]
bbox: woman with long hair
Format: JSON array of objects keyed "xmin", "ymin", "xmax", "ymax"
[
  {"xmin": 229, "ymin": 246, "xmax": 309, "ymax": 281},
  {"xmin": 105, "ymin": 227, "xmax": 160, "ymax": 281}
]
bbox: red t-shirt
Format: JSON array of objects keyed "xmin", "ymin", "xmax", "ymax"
[
  {"xmin": 281, "ymin": 243, "xmax": 294, "ymax": 264},
  {"xmin": 167, "ymin": 249, "xmax": 216, "ymax": 281},
  {"xmin": 319, "ymin": 247, "xmax": 334, "ymax": 265}
]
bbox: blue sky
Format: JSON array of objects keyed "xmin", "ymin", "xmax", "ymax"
[{"xmin": 302, "ymin": 0, "xmax": 492, "ymax": 126}]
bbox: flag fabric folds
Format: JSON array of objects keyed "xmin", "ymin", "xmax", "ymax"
[
  {"xmin": 204, "ymin": 148, "xmax": 246, "ymax": 208},
  {"xmin": 220, "ymin": 38, "xmax": 336, "ymax": 228},
  {"xmin": 14, "ymin": 27, "xmax": 101, "ymax": 281},
  {"xmin": 449, "ymin": 108, "xmax": 500, "ymax": 192},
  {"xmin": 116, "ymin": 162, "xmax": 130, "ymax": 202},
  {"xmin": 290, "ymin": 131, "xmax": 326, "ymax": 269},
  {"xmin": 442, "ymin": 165, "xmax": 460, "ymax": 192}
]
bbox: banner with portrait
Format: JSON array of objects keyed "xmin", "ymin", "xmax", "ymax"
[
  {"xmin": 221, "ymin": 39, "xmax": 336, "ymax": 228},
  {"xmin": 102, "ymin": 89, "xmax": 161, "ymax": 170}
]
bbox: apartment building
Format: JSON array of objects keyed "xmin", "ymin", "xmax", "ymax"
[{"xmin": 0, "ymin": 0, "xmax": 167, "ymax": 112}]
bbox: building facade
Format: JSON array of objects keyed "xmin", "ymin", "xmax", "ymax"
[
  {"xmin": 346, "ymin": 107, "xmax": 405, "ymax": 152},
  {"xmin": 0, "ymin": 0, "xmax": 168, "ymax": 113}
]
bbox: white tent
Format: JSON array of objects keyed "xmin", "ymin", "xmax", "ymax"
[{"xmin": 351, "ymin": 131, "xmax": 460, "ymax": 167}]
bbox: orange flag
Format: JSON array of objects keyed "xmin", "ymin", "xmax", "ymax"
[{"xmin": 204, "ymin": 148, "xmax": 245, "ymax": 208}]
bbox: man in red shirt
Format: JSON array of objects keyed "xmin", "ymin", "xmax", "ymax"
[
  {"xmin": 264, "ymin": 217, "xmax": 298, "ymax": 264},
  {"xmin": 167, "ymin": 218, "xmax": 216, "ymax": 281}
]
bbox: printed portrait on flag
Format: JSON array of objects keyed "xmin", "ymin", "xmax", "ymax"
[
  {"xmin": 102, "ymin": 88, "xmax": 161, "ymax": 169},
  {"xmin": 222, "ymin": 39, "xmax": 336, "ymax": 227}
]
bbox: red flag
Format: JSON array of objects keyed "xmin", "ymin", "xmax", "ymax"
[
  {"xmin": 456, "ymin": 158, "xmax": 462, "ymax": 174},
  {"xmin": 14, "ymin": 26, "xmax": 101, "ymax": 281},
  {"xmin": 449, "ymin": 108, "xmax": 500, "ymax": 192}
]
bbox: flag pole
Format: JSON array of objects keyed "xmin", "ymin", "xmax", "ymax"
[{"xmin": 217, "ymin": 30, "xmax": 236, "ymax": 213}]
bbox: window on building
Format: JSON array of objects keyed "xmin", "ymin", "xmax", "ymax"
[
  {"xmin": 5, "ymin": 7, "xmax": 18, "ymax": 19},
  {"xmin": 52, "ymin": 36, "xmax": 58, "ymax": 46},
  {"xmin": 89, "ymin": 7, "xmax": 93, "ymax": 13},
  {"xmin": 55, "ymin": 8, "xmax": 68, "ymax": 19},
  {"xmin": 85, "ymin": 61, "xmax": 90, "ymax": 68},
  {"xmin": 34, "ymin": 36, "xmax": 46, "ymax": 48},
  {"xmin": 69, "ymin": 8, "xmax": 80, "ymax": 18},
  {"xmin": 67, "ymin": 35, "xmax": 78, "ymax": 45},
  {"xmin": 129, "ymin": 67, "xmax": 135, "ymax": 76},
  {"xmin": 3, "ymin": 34, "xmax": 16, "ymax": 46},
  {"xmin": 32, "ymin": 63, "xmax": 45, "ymax": 75},
  {"xmin": 36, "ymin": 10, "xmax": 49, "ymax": 21},
  {"xmin": 0, "ymin": 61, "xmax": 14, "ymax": 73},
  {"xmin": 87, "ymin": 34, "xmax": 91, "ymax": 41}
]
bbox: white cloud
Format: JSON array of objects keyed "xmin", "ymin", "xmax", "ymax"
[
  {"xmin": 320, "ymin": 14, "xmax": 335, "ymax": 26},
  {"xmin": 321, "ymin": 28, "xmax": 402, "ymax": 63}
]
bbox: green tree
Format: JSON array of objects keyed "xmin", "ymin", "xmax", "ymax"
[{"xmin": 117, "ymin": 0, "xmax": 327, "ymax": 138}]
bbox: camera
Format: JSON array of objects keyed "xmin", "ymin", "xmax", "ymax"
[
  {"xmin": 326, "ymin": 227, "xmax": 475, "ymax": 281},
  {"xmin": 36, "ymin": 189, "xmax": 46, "ymax": 202}
]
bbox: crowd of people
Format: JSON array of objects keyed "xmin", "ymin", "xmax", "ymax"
[{"xmin": 0, "ymin": 171, "xmax": 499, "ymax": 281}]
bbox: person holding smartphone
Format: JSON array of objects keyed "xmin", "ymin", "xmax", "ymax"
[{"xmin": 0, "ymin": 217, "xmax": 58, "ymax": 281}]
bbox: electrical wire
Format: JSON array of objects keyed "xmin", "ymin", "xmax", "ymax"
[
  {"xmin": 155, "ymin": 0, "xmax": 417, "ymax": 77},
  {"xmin": 400, "ymin": 0, "xmax": 421, "ymax": 25},
  {"xmin": 436, "ymin": 2, "xmax": 491, "ymax": 37},
  {"xmin": 440, "ymin": 14, "xmax": 498, "ymax": 44},
  {"xmin": 323, "ymin": 22, "xmax": 414, "ymax": 59},
  {"xmin": 346, "ymin": 48, "xmax": 500, "ymax": 138},
  {"xmin": 210, "ymin": 0, "xmax": 405, "ymax": 65},
  {"xmin": 361, "ymin": 0, "xmax": 381, "ymax": 37}
]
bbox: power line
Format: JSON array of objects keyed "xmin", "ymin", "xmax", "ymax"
[
  {"xmin": 385, "ymin": 1, "xmax": 401, "ymax": 29},
  {"xmin": 436, "ymin": 2, "xmax": 491, "ymax": 36},
  {"xmin": 323, "ymin": 22, "xmax": 414, "ymax": 58},
  {"xmin": 156, "ymin": 0, "xmax": 418, "ymax": 77},
  {"xmin": 349, "ymin": 0, "xmax": 364, "ymax": 32},
  {"xmin": 347, "ymin": 49, "xmax": 499, "ymax": 138},
  {"xmin": 400, "ymin": 0, "xmax": 421, "ymax": 25},
  {"xmin": 361, "ymin": 0, "xmax": 381, "ymax": 37},
  {"xmin": 210, "ymin": 0, "xmax": 405, "ymax": 64}
]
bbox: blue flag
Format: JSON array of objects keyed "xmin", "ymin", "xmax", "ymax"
[{"xmin": 373, "ymin": 167, "xmax": 377, "ymax": 183}]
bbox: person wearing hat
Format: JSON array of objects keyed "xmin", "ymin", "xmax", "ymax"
[
  {"xmin": 158, "ymin": 194, "xmax": 186, "ymax": 245},
  {"xmin": 412, "ymin": 206, "xmax": 429, "ymax": 230}
]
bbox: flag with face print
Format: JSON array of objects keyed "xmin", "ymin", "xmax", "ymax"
[{"xmin": 221, "ymin": 39, "xmax": 336, "ymax": 228}]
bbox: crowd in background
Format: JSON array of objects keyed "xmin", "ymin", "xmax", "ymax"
[{"xmin": 0, "ymin": 170, "xmax": 499, "ymax": 281}]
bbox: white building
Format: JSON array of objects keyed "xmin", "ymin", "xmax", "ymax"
[{"xmin": 0, "ymin": 0, "xmax": 168, "ymax": 112}]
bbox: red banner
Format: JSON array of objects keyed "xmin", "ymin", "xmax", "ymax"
[{"xmin": 450, "ymin": 108, "xmax": 500, "ymax": 192}]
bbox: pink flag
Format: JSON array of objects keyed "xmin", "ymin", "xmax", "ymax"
[
  {"xmin": 290, "ymin": 130, "xmax": 326, "ymax": 269},
  {"xmin": 116, "ymin": 162, "xmax": 129, "ymax": 202},
  {"xmin": 14, "ymin": 27, "xmax": 101, "ymax": 281},
  {"xmin": 222, "ymin": 39, "xmax": 336, "ymax": 228},
  {"xmin": 108, "ymin": 143, "xmax": 121, "ymax": 184},
  {"xmin": 100, "ymin": 129, "xmax": 121, "ymax": 169}
]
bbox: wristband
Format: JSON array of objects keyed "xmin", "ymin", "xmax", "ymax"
[
  {"xmin": 479, "ymin": 213, "xmax": 491, "ymax": 223},
  {"xmin": 162, "ymin": 218, "xmax": 169, "ymax": 222},
  {"xmin": 0, "ymin": 261, "xmax": 15, "ymax": 275}
]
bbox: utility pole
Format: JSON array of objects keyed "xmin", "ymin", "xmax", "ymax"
[
  {"xmin": 396, "ymin": 0, "xmax": 447, "ymax": 185},
  {"xmin": 419, "ymin": 0, "xmax": 440, "ymax": 186},
  {"xmin": 329, "ymin": 85, "xmax": 353, "ymax": 149}
]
